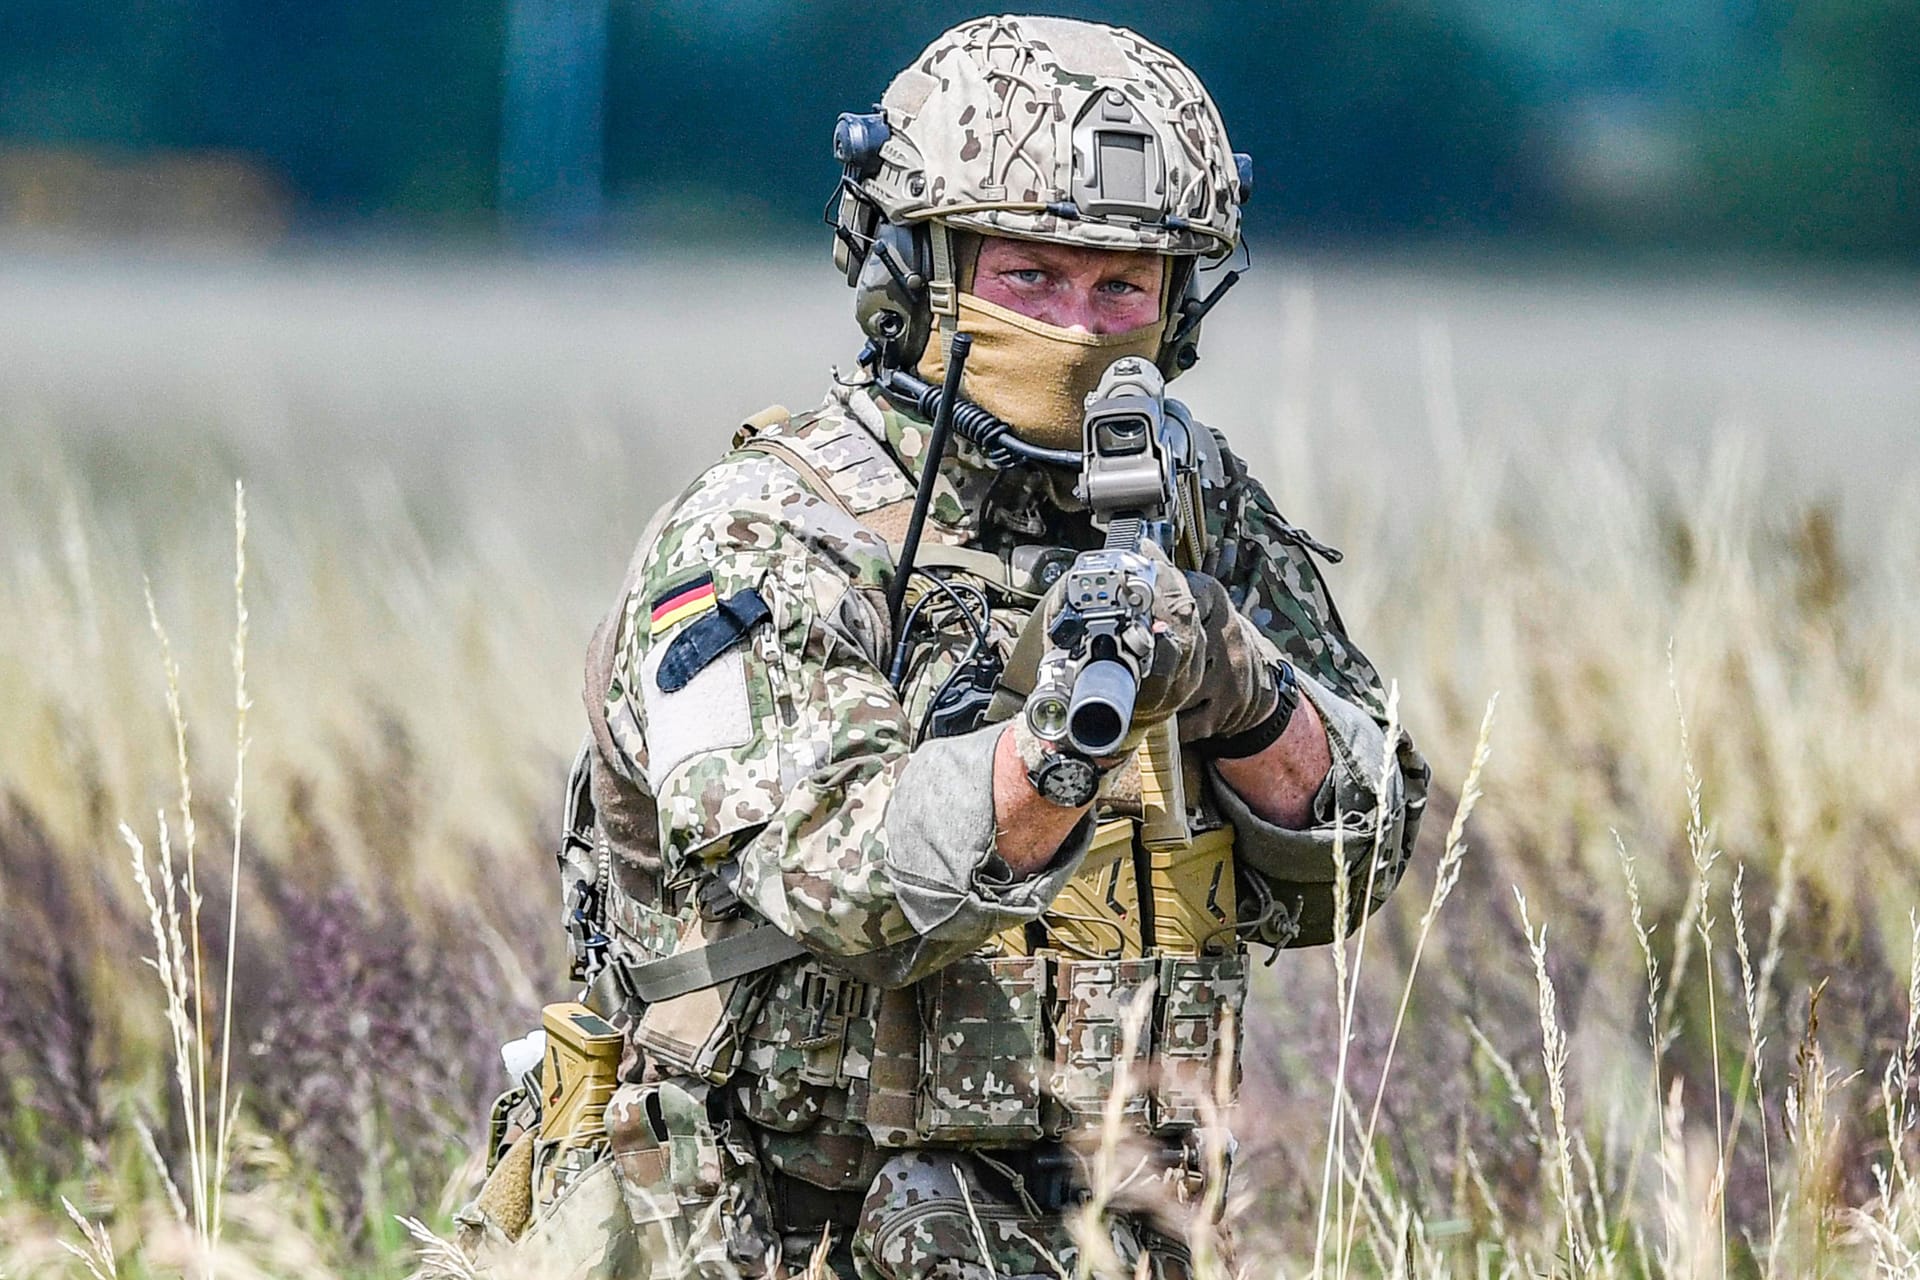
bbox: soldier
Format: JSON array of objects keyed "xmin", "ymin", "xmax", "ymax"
[{"xmin": 461, "ymin": 15, "xmax": 1427, "ymax": 1280}]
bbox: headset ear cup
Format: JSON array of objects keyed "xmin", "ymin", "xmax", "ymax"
[
  {"xmin": 897, "ymin": 222, "xmax": 934, "ymax": 366},
  {"xmin": 853, "ymin": 219, "xmax": 934, "ymax": 367}
]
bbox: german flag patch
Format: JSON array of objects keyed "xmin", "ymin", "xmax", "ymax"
[{"xmin": 649, "ymin": 572, "xmax": 717, "ymax": 635}]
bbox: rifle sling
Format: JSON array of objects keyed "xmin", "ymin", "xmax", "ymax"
[{"xmin": 624, "ymin": 924, "xmax": 807, "ymax": 1004}]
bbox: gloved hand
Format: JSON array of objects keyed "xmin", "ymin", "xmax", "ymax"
[
  {"xmin": 1177, "ymin": 570, "xmax": 1291, "ymax": 750},
  {"xmin": 1029, "ymin": 540, "xmax": 1207, "ymax": 753}
]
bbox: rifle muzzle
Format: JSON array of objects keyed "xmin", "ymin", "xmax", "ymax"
[{"xmin": 1066, "ymin": 658, "xmax": 1137, "ymax": 757}]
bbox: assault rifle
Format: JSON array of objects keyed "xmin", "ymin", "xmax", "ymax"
[{"xmin": 1026, "ymin": 355, "xmax": 1208, "ymax": 848}]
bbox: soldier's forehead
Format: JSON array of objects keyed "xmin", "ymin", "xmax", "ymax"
[{"xmin": 974, "ymin": 235, "xmax": 1164, "ymax": 274}]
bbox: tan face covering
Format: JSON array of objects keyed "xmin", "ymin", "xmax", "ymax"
[{"xmin": 916, "ymin": 293, "xmax": 1167, "ymax": 451}]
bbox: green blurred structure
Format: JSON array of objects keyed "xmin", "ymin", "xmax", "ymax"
[{"xmin": 0, "ymin": 0, "xmax": 1912, "ymax": 256}]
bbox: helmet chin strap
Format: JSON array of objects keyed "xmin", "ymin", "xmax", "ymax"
[{"xmin": 926, "ymin": 221, "xmax": 960, "ymax": 322}]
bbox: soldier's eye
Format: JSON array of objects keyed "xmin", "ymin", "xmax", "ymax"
[{"xmin": 1007, "ymin": 268, "xmax": 1048, "ymax": 286}]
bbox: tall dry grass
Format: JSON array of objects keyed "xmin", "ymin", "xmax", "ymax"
[{"xmin": 1, "ymin": 244, "xmax": 1917, "ymax": 1275}]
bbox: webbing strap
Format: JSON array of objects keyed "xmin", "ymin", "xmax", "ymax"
[
  {"xmin": 913, "ymin": 543, "xmax": 1022, "ymax": 592},
  {"xmin": 739, "ymin": 436, "xmax": 918, "ymax": 553},
  {"xmin": 624, "ymin": 923, "xmax": 806, "ymax": 1004}
]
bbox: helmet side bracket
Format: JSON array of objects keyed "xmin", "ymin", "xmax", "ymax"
[{"xmin": 830, "ymin": 111, "xmax": 891, "ymax": 283}]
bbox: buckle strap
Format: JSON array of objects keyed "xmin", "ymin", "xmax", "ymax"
[{"xmin": 625, "ymin": 923, "xmax": 807, "ymax": 1004}]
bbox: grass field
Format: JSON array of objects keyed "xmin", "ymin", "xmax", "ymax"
[{"xmin": 1, "ymin": 238, "xmax": 1917, "ymax": 1276}]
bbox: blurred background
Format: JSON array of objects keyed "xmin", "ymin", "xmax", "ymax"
[
  {"xmin": 2, "ymin": 0, "xmax": 1915, "ymax": 253},
  {"xmin": 3, "ymin": 0, "xmax": 1915, "ymax": 595},
  {"xmin": 1, "ymin": 3, "xmax": 1918, "ymax": 1274}
]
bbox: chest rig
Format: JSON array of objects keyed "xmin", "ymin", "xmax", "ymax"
[{"xmin": 588, "ymin": 392, "xmax": 1252, "ymax": 1190}]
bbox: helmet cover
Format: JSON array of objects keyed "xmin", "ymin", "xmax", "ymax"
[{"xmin": 863, "ymin": 16, "xmax": 1244, "ymax": 259}]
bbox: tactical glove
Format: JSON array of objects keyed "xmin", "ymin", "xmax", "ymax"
[{"xmin": 1178, "ymin": 570, "xmax": 1295, "ymax": 753}]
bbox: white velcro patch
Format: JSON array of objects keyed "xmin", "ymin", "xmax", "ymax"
[{"xmin": 641, "ymin": 639, "xmax": 753, "ymax": 791}]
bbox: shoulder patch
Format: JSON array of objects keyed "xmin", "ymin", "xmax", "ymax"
[
  {"xmin": 650, "ymin": 572, "xmax": 718, "ymax": 635},
  {"xmin": 641, "ymin": 642, "xmax": 753, "ymax": 792},
  {"xmin": 655, "ymin": 588, "xmax": 772, "ymax": 693}
]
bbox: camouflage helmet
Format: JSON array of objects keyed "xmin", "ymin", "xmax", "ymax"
[{"xmin": 832, "ymin": 16, "xmax": 1252, "ymax": 377}]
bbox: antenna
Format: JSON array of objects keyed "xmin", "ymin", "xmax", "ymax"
[{"xmin": 886, "ymin": 332, "xmax": 971, "ymax": 640}]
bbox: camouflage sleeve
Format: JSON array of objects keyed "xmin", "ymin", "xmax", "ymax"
[
  {"xmin": 1201, "ymin": 441, "xmax": 1431, "ymax": 944},
  {"xmin": 611, "ymin": 451, "xmax": 1093, "ymax": 989}
]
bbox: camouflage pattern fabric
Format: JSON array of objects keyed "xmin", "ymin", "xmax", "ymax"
[
  {"xmin": 460, "ymin": 1153, "xmax": 640, "ymax": 1280},
  {"xmin": 599, "ymin": 389, "xmax": 1097, "ymax": 993},
  {"xmin": 865, "ymin": 16, "xmax": 1243, "ymax": 258},
  {"xmin": 1151, "ymin": 953, "xmax": 1248, "ymax": 1129},
  {"xmin": 915, "ymin": 954, "xmax": 1047, "ymax": 1144},
  {"xmin": 604, "ymin": 1080, "xmax": 785, "ymax": 1279},
  {"xmin": 1048, "ymin": 958, "xmax": 1156, "ymax": 1127},
  {"xmin": 577, "ymin": 372, "xmax": 1427, "ymax": 1275},
  {"xmin": 854, "ymin": 1151, "xmax": 1122, "ymax": 1280}
]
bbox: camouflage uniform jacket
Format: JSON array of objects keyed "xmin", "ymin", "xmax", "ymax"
[{"xmin": 576, "ymin": 373, "xmax": 1428, "ymax": 1194}]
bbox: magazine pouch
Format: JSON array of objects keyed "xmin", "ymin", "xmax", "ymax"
[{"xmin": 916, "ymin": 954, "xmax": 1048, "ymax": 1144}]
